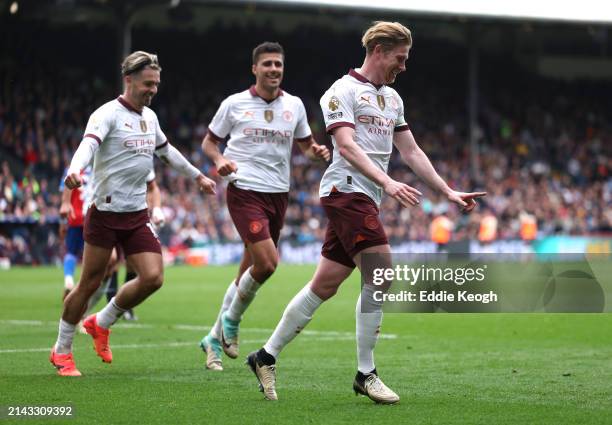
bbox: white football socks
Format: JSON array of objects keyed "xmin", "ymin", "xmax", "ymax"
[
  {"xmin": 226, "ymin": 268, "xmax": 260, "ymax": 322},
  {"xmin": 210, "ymin": 280, "xmax": 238, "ymax": 340},
  {"xmin": 54, "ymin": 319, "xmax": 76, "ymax": 354},
  {"xmin": 356, "ymin": 284, "xmax": 383, "ymax": 374},
  {"xmin": 263, "ymin": 283, "xmax": 323, "ymax": 358},
  {"xmin": 96, "ymin": 297, "xmax": 127, "ymax": 329}
]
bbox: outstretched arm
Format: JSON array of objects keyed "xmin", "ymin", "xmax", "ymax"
[
  {"xmin": 393, "ymin": 129, "xmax": 485, "ymax": 211},
  {"xmin": 334, "ymin": 126, "xmax": 421, "ymax": 207},
  {"xmin": 156, "ymin": 143, "xmax": 216, "ymax": 194}
]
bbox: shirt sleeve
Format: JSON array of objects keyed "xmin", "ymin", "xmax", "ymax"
[
  {"xmin": 83, "ymin": 106, "xmax": 113, "ymax": 145},
  {"xmin": 146, "ymin": 169, "xmax": 156, "ymax": 183},
  {"xmin": 320, "ymin": 83, "xmax": 355, "ymax": 134},
  {"xmin": 207, "ymin": 97, "xmax": 234, "ymax": 141},
  {"xmin": 294, "ymin": 99, "xmax": 312, "ymax": 140},
  {"xmin": 394, "ymin": 95, "xmax": 410, "ymax": 132},
  {"xmin": 154, "ymin": 116, "xmax": 168, "ymax": 148}
]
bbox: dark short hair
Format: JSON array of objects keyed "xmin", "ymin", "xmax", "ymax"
[{"xmin": 252, "ymin": 42, "xmax": 284, "ymax": 64}]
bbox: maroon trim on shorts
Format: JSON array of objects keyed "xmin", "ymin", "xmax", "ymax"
[
  {"xmin": 326, "ymin": 121, "xmax": 355, "ymax": 135},
  {"xmin": 83, "ymin": 133, "xmax": 102, "ymax": 145},
  {"xmin": 207, "ymin": 127, "xmax": 224, "ymax": 143},
  {"xmin": 249, "ymin": 85, "xmax": 284, "ymax": 103},
  {"xmin": 155, "ymin": 140, "xmax": 168, "ymax": 150},
  {"xmin": 295, "ymin": 135, "xmax": 312, "ymax": 143},
  {"xmin": 348, "ymin": 69, "xmax": 383, "ymax": 90},
  {"xmin": 394, "ymin": 125, "xmax": 410, "ymax": 132},
  {"xmin": 117, "ymin": 96, "xmax": 142, "ymax": 115}
]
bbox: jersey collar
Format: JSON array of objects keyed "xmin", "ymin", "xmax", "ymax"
[
  {"xmin": 249, "ymin": 85, "xmax": 284, "ymax": 104},
  {"xmin": 117, "ymin": 96, "xmax": 143, "ymax": 115},
  {"xmin": 348, "ymin": 69, "xmax": 383, "ymax": 90}
]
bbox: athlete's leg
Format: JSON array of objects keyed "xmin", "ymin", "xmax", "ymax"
[
  {"xmin": 201, "ymin": 249, "xmax": 252, "ymax": 370},
  {"xmin": 248, "ymin": 256, "xmax": 353, "ymax": 400},
  {"xmin": 85, "ymin": 248, "xmax": 119, "ymax": 316},
  {"xmin": 225, "ymin": 238, "xmax": 277, "ymax": 322},
  {"xmin": 54, "ymin": 243, "xmax": 112, "ymax": 355},
  {"xmin": 106, "ymin": 251, "xmax": 163, "ymax": 315},
  {"xmin": 264, "ymin": 256, "xmax": 353, "ymax": 357},
  {"xmin": 353, "ymin": 244, "xmax": 391, "ymax": 375},
  {"xmin": 352, "ymin": 244, "xmax": 399, "ymax": 404}
]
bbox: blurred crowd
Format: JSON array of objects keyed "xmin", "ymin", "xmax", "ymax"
[{"xmin": 1, "ymin": 23, "xmax": 610, "ymax": 264}]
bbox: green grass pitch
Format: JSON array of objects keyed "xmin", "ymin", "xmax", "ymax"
[{"xmin": 1, "ymin": 265, "xmax": 611, "ymax": 424}]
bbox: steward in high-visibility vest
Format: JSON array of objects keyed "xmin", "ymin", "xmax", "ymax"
[
  {"xmin": 430, "ymin": 215, "xmax": 453, "ymax": 245},
  {"xmin": 479, "ymin": 213, "xmax": 498, "ymax": 243},
  {"xmin": 520, "ymin": 212, "xmax": 537, "ymax": 241}
]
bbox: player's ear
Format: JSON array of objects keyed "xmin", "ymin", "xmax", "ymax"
[
  {"xmin": 373, "ymin": 43, "xmax": 384, "ymax": 57},
  {"xmin": 251, "ymin": 63, "xmax": 257, "ymax": 76}
]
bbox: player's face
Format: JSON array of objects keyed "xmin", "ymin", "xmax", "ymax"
[
  {"xmin": 380, "ymin": 44, "xmax": 410, "ymax": 85},
  {"xmin": 253, "ymin": 53, "xmax": 284, "ymax": 91},
  {"xmin": 130, "ymin": 68, "xmax": 161, "ymax": 107}
]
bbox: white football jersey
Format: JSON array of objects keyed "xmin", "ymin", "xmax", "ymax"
[
  {"xmin": 208, "ymin": 86, "xmax": 312, "ymax": 193},
  {"xmin": 82, "ymin": 97, "xmax": 166, "ymax": 212},
  {"xmin": 319, "ymin": 69, "xmax": 409, "ymax": 205}
]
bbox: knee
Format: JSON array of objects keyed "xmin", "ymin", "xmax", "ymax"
[
  {"xmin": 140, "ymin": 269, "xmax": 164, "ymax": 291},
  {"xmin": 73, "ymin": 277, "xmax": 102, "ymax": 297},
  {"xmin": 312, "ymin": 283, "xmax": 338, "ymax": 301},
  {"xmin": 252, "ymin": 258, "xmax": 278, "ymax": 282}
]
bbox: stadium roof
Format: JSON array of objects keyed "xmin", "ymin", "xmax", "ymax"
[{"xmin": 243, "ymin": 0, "xmax": 612, "ymax": 24}]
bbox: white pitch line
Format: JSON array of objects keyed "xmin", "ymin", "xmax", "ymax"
[
  {"xmin": 0, "ymin": 319, "xmax": 397, "ymax": 354},
  {"xmin": 0, "ymin": 336, "xmax": 373, "ymax": 354},
  {"xmin": 0, "ymin": 319, "xmax": 397, "ymax": 340}
]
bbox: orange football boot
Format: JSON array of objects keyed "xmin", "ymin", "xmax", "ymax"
[
  {"xmin": 49, "ymin": 349, "xmax": 82, "ymax": 377},
  {"xmin": 83, "ymin": 314, "xmax": 113, "ymax": 363}
]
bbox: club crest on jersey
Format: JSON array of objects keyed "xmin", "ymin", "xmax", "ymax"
[
  {"xmin": 329, "ymin": 96, "xmax": 340, "ymax": 111},
  {"xmin": 264, "ymin": 110, "xmax": 274, "ymax": 123},
  {"xmin": 377, "ymin": 95, "xmax": 386, "ymax": 111},
  {"xmin": 282, "ymin": 111, "xmax": 293, "ymax": 122},
  {"xmin": 140, "ymin": 120, "xmax": 148, "ymax": 132}
]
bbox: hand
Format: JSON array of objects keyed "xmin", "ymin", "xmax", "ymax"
[
  {"xmin": 196, "ymin": 174, "xmax": 216, "ymax": 195},
  {"xmin": 215, "ymin": 157, "xmax": 238, "ymax": 177},
  {"xmin": 383, "ymin": 179, "xmax": 422, "ymax": 208},
  {"xmin": 59, "ymin": 202, "xmax": 74, "ymax": 220},
  {"xmin": 151, "ymin": 206, "xmax": 166, "ymax": 226},
  {"xmin": 64, "ymin": 171, "xmax": 83, "ymax": 190},
  {"xmin": 311, "ymin": 144, "xmax": 331, "ymax": 162},
  {"xmin": 447, "ymin": 190, "xmax": 487, "ymax": 212}
]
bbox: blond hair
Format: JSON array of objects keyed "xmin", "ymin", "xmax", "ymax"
[
  {"xmin": 361, "ymin": 21, "xmax": 412, "ymax": 55},
  {"xmin": 121, "ymin": 51, "xmax": 161, "ymax": 76}
]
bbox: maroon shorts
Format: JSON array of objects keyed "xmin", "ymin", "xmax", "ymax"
[
  {"xmin": 320, "ymin": 191, "xmax": 389, "ymax": 268},
  {"xmin": 226, "ymin": 183, "xmax": 288, "ymax": 246},
  {"xmin": 84, "ymin": 205, "xmax": 162, "ymax": 256}
]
